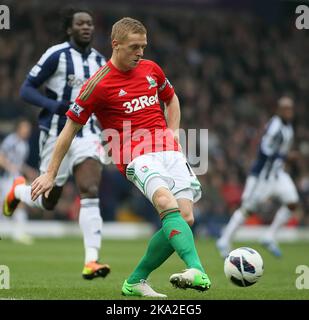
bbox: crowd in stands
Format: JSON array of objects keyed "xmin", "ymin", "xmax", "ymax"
[{"xmin": 1, "ymin": 0, "xmax": 309, "ymax": 234}]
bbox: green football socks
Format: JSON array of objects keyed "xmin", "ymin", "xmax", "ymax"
[
  {"xmin": 127, "ymin": 210, "xmax": 204, "ymax": 284},
  {"xmin": 162, "ymin": 211, "xmax": 204, "ymax": 273},
  {"xmin": 127, "ymin": 228, "xmax": 174, "ymax": 284}
]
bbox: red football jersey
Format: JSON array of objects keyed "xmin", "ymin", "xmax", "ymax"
[{"xmin": 66, "ymin": 59, "xmax": 179, "ymax": 175}]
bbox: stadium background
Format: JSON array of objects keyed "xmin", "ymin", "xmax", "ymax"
[
  {"xmin": 1, "ymin": 0, "xmax": 309, "ymax": 237},
  {"xmin": 1, "ymin": 0, "xmax": 309, "ymax": 302}
]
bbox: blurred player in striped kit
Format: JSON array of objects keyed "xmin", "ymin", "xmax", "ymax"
[
  {"xmin": 217, "ymin": 96, "xmax": 299, "ymax": 258},
  {"xmin": 0, "ymin": 119, "xmax": 35, "ymax": 244},
  {"xmin": 3, "ymin": 7, "xmax": 110, "ymax": 279}
]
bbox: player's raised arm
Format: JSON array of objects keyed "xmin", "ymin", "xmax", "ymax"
[{"xmin": 31, "ymin": 119, "xmax": 82, "ymax": 200}]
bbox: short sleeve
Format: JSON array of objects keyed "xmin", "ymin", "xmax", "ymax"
[
  {"xmin": 152, "ymin": 62, "xmax": 175, "ymax": 103},
  {"xmin": 66, "ymin": 69, "xmax": 103, "ymax": 125}
]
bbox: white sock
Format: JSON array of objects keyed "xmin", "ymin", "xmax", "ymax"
[
  {"xmin": 264, "ymin": 206, "xmax": 291, "ymax": 242},
  {"xmin": 13, "ymin": 207, "xmax": 27, "ymax": 234},
  {"xmin": 85, "ymin": 247, "xmax": 99, "ymax": 264},
  {"xmin": 220, "ymin": 208, "xmax": 246, "ymax": 244},
  {"xmin": 79, "ymin": 198, "xmax": 103, "ymax": 264},
  {"xmin": 14, "ymin": 185, "xmax": 43, "ymax": 209},
  {"xmin": 13, "ymin": 207, "xmax": 27, "ymax": 224}
]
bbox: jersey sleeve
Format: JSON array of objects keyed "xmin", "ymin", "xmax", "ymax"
[
  {"xmin": 152, "ymin": 62, "xmax": 175, "ymax": 103},
  {"xmin": 27, "ymin": 47, "xmax": 61, "ymax": 87},
  {"xmin": 66, "ymin": 71, "xmax": 102, "ymax": 125}
]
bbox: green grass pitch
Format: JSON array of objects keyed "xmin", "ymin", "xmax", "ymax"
[{"xmin": 0, "ymin": 237, "xmax": 309, "ymax": 300}]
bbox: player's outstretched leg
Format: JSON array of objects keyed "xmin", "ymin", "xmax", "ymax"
[
  {"xmin": 3, "ymin": 176, "xmax": 26, "ymax": 217},
  {"xmin": 75, "ymin": 159, "xmax": 111, "ymax": 280},
  {"xmin": 80, "ymin": 199, "xmax": 110, "ymax": 280},
  {"xmin": 161, "ymin": 210, "xmax": 211, "ymax": 291},
  {"xmin": 122, "ymin": 228, "xmax": 173, "ymax": 297},
  {"xmin": 122, "ymin": 182, "xmax": 211, "ymax": 296},
  {"xmin": 153, "ymin": 187, "xmax": 211, "ymax": 291},
  {"xmin": 122, "ymin": 207, "xmax": 211, "ymax": 295}
]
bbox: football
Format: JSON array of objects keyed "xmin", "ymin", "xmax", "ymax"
[{"xmin": 224, "ymin": 247, "xmax": 264, "ymax": 287}]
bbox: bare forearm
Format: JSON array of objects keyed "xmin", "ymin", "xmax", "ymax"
[
  {"xmin": 46, "ymin": 119, "xmax": 82, "ymax": 178},
  {"xmin": 165, "ymin": 94, "xmax": 181, "ymax": 134},
  {"xmin": 31, "ymin": 119, "xmax": 82, "ymax": 201}
]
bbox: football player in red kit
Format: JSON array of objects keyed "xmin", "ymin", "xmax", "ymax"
[{"xmin": 31, "ymin": 17, "xmax": 211, "ymax": 298}]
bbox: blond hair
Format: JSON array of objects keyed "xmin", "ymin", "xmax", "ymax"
[{"xmin": 111, "ymin": 17, "xmax": 146, "ymax": 42}]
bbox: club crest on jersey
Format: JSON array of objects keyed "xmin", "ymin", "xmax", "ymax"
[
  {"xmin": 140, "ymin": 165, "xmax": 149, "ymax": 173},
  {"xmin": 146, "ymin": 75, "xmax": 157, "ymax": 89},
  {"xmin": 70, "ymin": 103, "xmax": 84, "ymax": 117}
]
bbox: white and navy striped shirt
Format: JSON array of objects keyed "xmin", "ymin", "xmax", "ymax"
[
  {"xmin": 0, "ymin": 133, "xmax": 29, "ymax": 177},
  {"xmin": 27, "ymin": 41, "xmax": 105, "ymax": 136},
  {"xmin": 250, "ymin": 115, "xmax": 294, "ymax": 179}
]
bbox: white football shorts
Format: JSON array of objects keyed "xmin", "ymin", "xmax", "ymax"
[
  {"xmin": 242, "ymin": 172, "xmax": 299, "ymax": 211},
  {"xmin": 39, "ymin": 131, "xmax": 105, "ymax": 186},
  {"xmin": 126, "ymin": 151, "xmax": 202, "ymax": 204}
]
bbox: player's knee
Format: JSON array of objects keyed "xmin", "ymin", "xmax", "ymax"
[
  {"xmin": 153, "ymin": 189, "xmax": 176, "ymax": 212},
  {"xmin": 154, "ymin": 194, "xmax": 172, "ymax": 211},
  {"xmin": 79, "ymin": 184, "xmax": 99, "ymax": 198}
]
